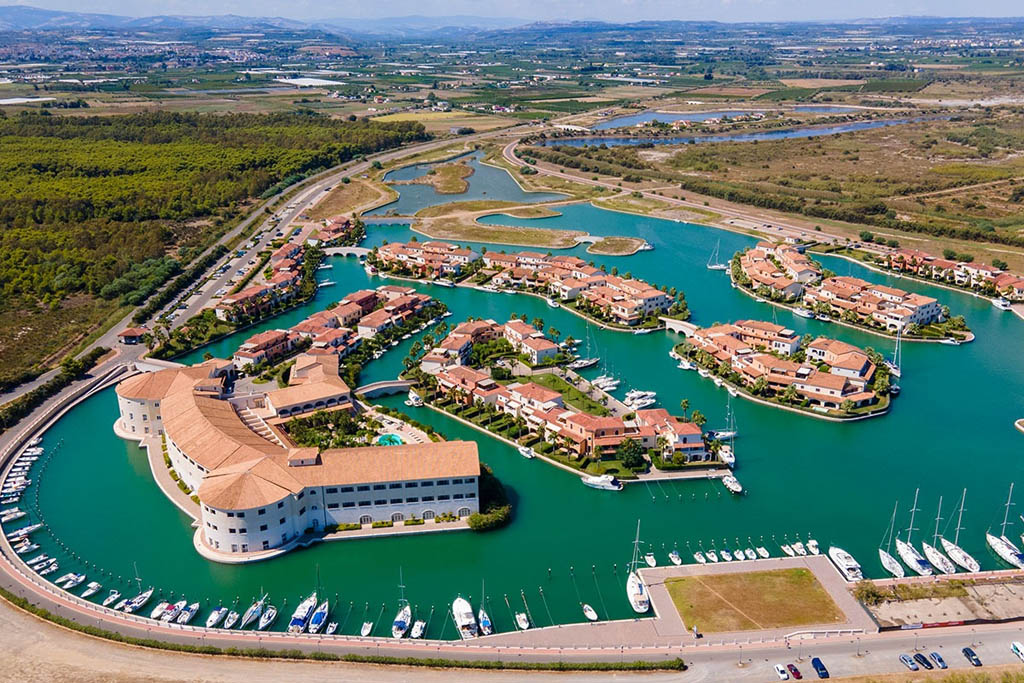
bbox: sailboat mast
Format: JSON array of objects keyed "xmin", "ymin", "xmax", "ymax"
[
  {"xmin": 933, "ymin": 496, "xmax": 943, "ymax": 545},
  {"xmin": 954, "ymin": 489, "xmax": 967, "ymax": 546},
  {"xmin": 631, "ymin": 520, "xmax": 642, "ymax": 572},
  {"xmin": 1001, "ymin": 483, "xmax": 1015, "ymax": 538},
  {"xmin": 886, "ymin": 501, "xmax": 899, "ymax": 553},
  {"xmin": 906, "ymin": 488, "xmax": 920, "ymax": 543}
]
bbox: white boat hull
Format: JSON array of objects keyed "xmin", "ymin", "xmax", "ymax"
[
  {"xmin": 922, "ymin": 542, "xmax": 957, "ymax": 575},
  {"xmin": 941, "ymin": 538, "xmax": 980, "ymax": 573},
  {"xmin": 879, "ymin": 549, "xmax": 905, "ymax": 578}
]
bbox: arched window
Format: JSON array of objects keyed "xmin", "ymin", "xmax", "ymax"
[
  {"xmin": 422, "ymin": 510, "xmax": 435, "ymax": 520},
  {"xmin": 359, "ymin": 515, "xmax": 372, "ymax": 525},
  {"xmin": 391, "ymin": 512, "xmax": 404, "ymax": 522},
  {"xmin": 457, "ymin": 507, "xmax": 471, "ymax": 518}
]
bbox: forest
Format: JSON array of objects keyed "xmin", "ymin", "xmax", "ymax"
[{"xmin": 0, "ymin": 110, "xmax": 427, "ymax": 384}]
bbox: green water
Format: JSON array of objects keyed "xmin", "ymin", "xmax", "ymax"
[{"xmin": 20, "ymin": 179, "xmax": 1024, "ymax": 639}]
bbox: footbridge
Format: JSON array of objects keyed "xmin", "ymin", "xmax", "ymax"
[
  {"xmin": 355, "ymin": 379, "xmax": 414, "ymax": 398},
  {"xmin": 324, "ymin": 247, "xmax": 370, "ymax": 258}
]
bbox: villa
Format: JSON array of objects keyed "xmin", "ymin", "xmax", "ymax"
[
  {"xmin": 882, "ymin": 248, "xmax": 1024, "ymax": 301},
  {"xmin": 375, "ymin": 241, "xmax": 479, "ymax": 277},
  {"xmin": 803, "ymin": 276, "xmax": 942, "ymax": 331},
  {"xmin": 114, "ymin": 357, "xmax": 480, "ymax": 558},
  {"xmin": 738, "ymin": 247, "xmax": 805, "ymax": 299}
]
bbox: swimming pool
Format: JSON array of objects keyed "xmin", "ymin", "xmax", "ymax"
[{"xmin": 376, "ymin": 433, "xmax": 404, "ymax": 446}]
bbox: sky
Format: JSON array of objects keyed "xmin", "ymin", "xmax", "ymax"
[{"xmin": 15, "ymin": 0, "xmax": 1024, "ymax": 23}]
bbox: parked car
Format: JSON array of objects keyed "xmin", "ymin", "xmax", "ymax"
[
  {"xmin": 787, "ymin": 663, "xmax": 803, "ymax": 679},
  {"xmin": 962, "ymin": 646, "xmax": 982, "ymax": 666},
  {"xmin": 913, "ymin": 653, "xmax": 933, "ymax": 670},
  {"xmin": 929, "ymin": 652, "xmax": 947, "ymax": 669},
  {"xmin": 810, "ymin": 657, "xmax": 829, "ymax": 679},
  {"xmin": 774, "ymin": 664, "xmax": 790, "ymax": 680},
  {"xmin": 1012, "ymin": 641, "xmax": 1024, "ymax": 662},
  {"xmin": 899, "ymin": 654, "xmax": 918, "ymax": 671}
]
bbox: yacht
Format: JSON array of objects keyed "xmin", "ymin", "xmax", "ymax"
[
  {"xmin": 582, "ymin": 474, "xmax": 623, "ymax": 491},
  {"xmin": 922, "ymin": 496, "xmax": 958, "ymax": 575},
  {"xmin": 625, "ymin": 389, "xmax": 656, "ymax": 401},
  {"xmin": 896, "ymin": 489, "xmax": 934, "ymax": 576},
  {"xmin": 241, "ymin": 594, "xmax": 266, "ymax": 629},
  {"xmin": 176, "ymin": 602, "xmax": 200, "ymax": 625},
  {"xmin": 939, "ymin": 337, "xmax": 961, "ymax": 346},
  {"xmin": 287, "ymin": 592, "xmax": 318, "ymax": 633},
  {"xmin": 515, "ymin": 612, "xmax": 531, "ymax": 630},
  {"xmin": 718, "ymin": 445, "xmax": 735, "ymax": 468},
  {"xmin": 547, "ymin": 298, "xmax": 559, "ymax": 308},
  {"xmin": 161, "ymin": 600, "xmax": 186, "ymax": 622},
  {"xmin": 405, "ymin": 390, "xmax": 423, "ymax": 407},
  {"xmin": 988, "ymin": 484, "xmax": 1024, "ymax": 569},
  {"xmin": 583, "ymin": 604, "xmax": 599, "ymax": 621},
  {"xmin": 792, "ymin": 541, "xmax": 807, "ymax": 556},
  {"xmin": 308, "ymin": 600, "xmax": 330, "ymax": 634},
  {"xmin": 885, "ymin": 327, "xmax": 903, "ymax": 378},
  {"xmin": 706, "ymin": 240, "xmax": 728, "ymax": 271},
  {"xmin": 410, "ymin": 620, "xmax": 426, "ymax": 639},
  {"xmin": 722, "ymin": 475, "xmax": 743, "ymax": 494},
  {"xmin": 626, "ymin": 396, "xmax": 656, "ymax": 409},
  {"xmin": 391, "ymin": 572, "xmax": 411, "ymax": 638},
  {"xmin": 668, "ymin": 549, "xmax": 682, "ymax": 566},
  {"xmin": 807, "ymin": 539, "xmax": 820, "ymax": 555},
  {"xmin": 828, "ymin": 546, "xmax": 864, "ymax": 582},
  {"xmin": 257, "ymin": 606, "xmax": 277, "ymax": 631},
  {"xmin": 793, "ymin": 308, "xmax": 816, "ymax": 319},
  {"xmin": 206, "ymin": 606, "xmax": 228, "ymax": 629},
  {"xmin": 102, "ymin": 590, "xmax": 121, "ymax": 607},
  {"xmin": 626, "ymin": 522, "xmax": 651, "ymax": 614},
  {"xmin": 517, "ymin": 445, "xmax": 536, "ymax": 459},
  {"xmin": 880, "ymin": 501, "xmax": 906, "ymax": 578},
  {"xmin": 993, "ymin": 297, "xmax": 1013, "ymax": 311},
  {"xmin": 123, "ymin": 587, "xmax": 154, "ymax": 613},
  {"xmin": 941, "ymin": 490, "xmax": 980, "ymax": 573},
  {"xmin": 224, "ymin": 610, "xmax": 240, "ymax": 629},
  {"xmin": 567, "ymin": 357, "xmax": 599, "ymax": 370},
  {"xmin": 82, "ymin": 581, "xmax": 102, "ymax": 598},
  {"xmin": 693, "ymin": 551, "xmax": 707, "ymax": 564},
  {"xmin": 150, "ymin": 601, "xmax": 171, "ymax": 620},
  {"xmin": 451, "ymin": 596, "xmax": 479, "ymax": 639}
]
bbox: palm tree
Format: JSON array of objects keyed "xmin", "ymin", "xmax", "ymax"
[
  {"xmin": 690, "ymin": 409, "xmax": 707, "ymax": 427},
  {"xmin": 679, "ymin": 398, "xmax": 690, "ymax": 419}
]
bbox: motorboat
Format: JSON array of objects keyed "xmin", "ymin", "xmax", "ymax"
[
  {"xmin": 993, "ymin": 297, "xmax": 1013, "ymax": 311},
  {"xmin": 631, "ymin": 328, "xmax": 653, "ymax": 335},
  {"xmin": 718, "ymin": 445, "xmax": 735, "ymax": 468},
  {"xmin": 325, "ymin": 622, "xmax": 338, "ymax": 635},
  {"xmin": 391, "ymin": 603, "xmax": 411, "ymax": 639},
  {"xmin": 939, "ymin": 338, "xmax": 961, "ymax": 346},
  {"xmin": 793, "ymin": 308, "xmax": 816, "ymax": 319},
  {"xmin": 693, "ymin": 551, "xmax": 706, "ymax": 564},
  {"xmin": 102, "ymin": 590, "xmax": 121, "ymax": 607},
  {"xmin": 410, "ymin": 620, "xmax": 426, "ymax": 639},
  {"xmin": 807, "ymin": 539, "xmax": 820, "ymax": 555},
  {"xmin": 706, "ymin": 549, "xmax": 719, "ymax": 563},
  {"xmin": 287, "ymin": 592, "xmax": 318, "ymax": 633},
  {"xmin": 241, "ymin": 594, "xmax": 267, "ymax": 629},
  {"xmin": 54, "ymin": 572, "xmax": 75, "ymax": 586},
  {"xmin": 722, "ymin": 475, "xmax": 743, "ymax": 494},
  {"xmin": 176, "ymin": 602, "xmax": 199, "ymax": 625},
  {"xmin": 405, "ymin": 390, "xmax": 424, "ymax": 407},
  {"xmin": 582, "ymin": 474, "xmax": 622, "ymax": 491},
  {"xmin": 644, "ymin": 552, "xmax": 657, "ymax": 567},
  {"xmin": 517, "ymin": 445, "xmax": 536, "ymax": 459},
  {"xmin": 677, "ymin": 359, "xmax": 695, "ymax": 371},
  {"xmin": 39, "ymin": 562, "xmax": 58, "ymax": 576},
  {"xmin": 257, "ymin": 606, "xmax": 277, "ymax": 631},
  {"xmin": 224, "ymin": 610, "xmax": 240, "ymax": 629},
  {"xmin": 669, "ymin": 549, "xmax": 682, "ymax": 565},
  {"xmin": 626, "ymin": 396, "xmax": 656, "ymax": 409},
  {"xmin": 206, "ymin": 606, "xmax": 228, "ymax": 629},
  {"xmin": 14, "ymin": 542, "xmax": 38, "ymax": 555},
  {"xmin": 161, "ymin": 600, "xmax": 186, "ymax": 622},
  {"xmin": 828, "ymin": 546, "xmax": 864, "ymax": 582},
  {"xmin": 82, "ymin": 581, "xmax": 102, "ymax": 598},
  {"xmin": 697, "ymin": 368, "xmax": 710, "ymax": 378},
  {"xmin": 625, "ymin": 389, "xmax": 656, "ymax": 401},
  {"xmin": 583, "ymin": 604, "xmax": 598, "ymax": 621},
  {"xmin": 6, "ymin": 523, "xmax": 42, "ymax": 539},
  {"xmin": 756, "ymin": 546, "xmax": 770, "ymax": 559},
  {"xmin": 63, "ymin": 574, "xmax": 85, "ymax": 590},
  {"xmin": 547, "ymin": 298, "xmax": 559, "ymax": 308},
  {"xmin": 123, "ymin": 587, "xmax": 153, "ymax": 613},
  {"xmin": 113, "ymin": 598, "xmax": 128, "ymax": 611},
  {"xmin": 308, "ymin": 600, "xmax": 330, "ymax": 634},
  {"xmin": 781, "ymin": 543, "xmax": 795, "ymax": 557},
  {"xmin": 360, "ymin": 621, "xmax": 374, "ymax": 637},
  {"xmin": 451, "ymin": 596, "xmax": 478, "ymax": 639},
  {"xmin": 744, "ymin": 548, "xmax": 757, "ymax": 561},
  {"xmin": 720, "ymin": 548, "xmax": 733, "ymax": 562},
  {"xmin": 792, "ymin": 541, "xmax": 807, "ymax": 556},
  {"xmin": 515, "ymin": 612, "xmax": 530, "ymax": 630}
]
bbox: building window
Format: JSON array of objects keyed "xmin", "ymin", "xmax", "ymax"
[
  {"xmin": 373, "ymin": 484, "xmax": 386, "ymax": 491},
  {"xmin": 390, "ymin": 498, "xmax": 402, "ymax": 504},
  {"xmin": 229, "ymin": 528, "xmax": 236, "ymax": 534},
  {"xmin": 231, "ymin": 544, "xmax": 238, "ymax": 552},
  {"xmin": 358, "ymin": 500, "xmax": 371, "ymax": 507},
  {"xmin": 437, "ymin": 479, "xmax": 450, "ymax": 485},
  {"xmin": 278, "ymin": 502, "xmax": 284, "ymax": 509},
  {"xmin": 389, "ymin": 483, "xmax": 402, "ymax": 489},
  {"xmin": 237, "ymin": 512, "xmax": 245, "ymax": 518},
  {"xmin": 239, "ymin": 528, "xmax": 247, "ymax": 534},
  {"xmin": 467, "ymin": 492, "xmax": 476, "ymax": 499},
  {"xmin": 326, "ymin": 487, "xmax": 338, "ymax": 494},
  {"xmin": 454, "ymin": 494, "xmax": 464, "ymax": 500},
  {"xmin": 374, "ymin": 499, "xmax": 386, "ymax": 506},
  {"xmin": 298, "ymin": 507, "xmax": 305, "ymax": 515},
  {"xmin": 438, "ymin": 495, "xmax": 450, "ymax": 501},
  {"xmin": 422, "ymin": 496, "xmax": 434, "ymax": 502},
  {"xmin": 404, "ymin": 482, "xmax": 418, "ymax": 488},
  {"xmin": 327, "ymin": 503, "xmax": 339, "ymax": 510},
  {"xmin": 262, "ymin": 540, "xmax": 270, "ymax": 550},
  {"xmin": 258, "ymin": 508, "xmax": 265, "ymax": 515},
  {"xmin": 357, "ymin": 485, "xmax": 370, "ymax": 492},
  {"xmin": 279, "ymin": 518, "xmax": 285, "ymax": 525},
  {"xmin": 259, "ymin": 524, "xmax": 268, "ymax": 532},
  {"xmin": 342, "ymin": 502, "xmax": 355, "ymax": 508},
  {"xmin": 406, "ymin": 497, "xmax": 419, "ymax": 503},
  {"xmin": 452, "ymin": 478, "xmax": 463, "ymax": 484},
  {"xmin": 421, "ymin": 481, "xmax": 433, "ymax": 487},
  {"xmin": 297, "ymin": 492, "xmax": 304, "ymax": 500},
  {"xmin": 341, "ymin": 486, "xmax": 354, "ymax": 493}
]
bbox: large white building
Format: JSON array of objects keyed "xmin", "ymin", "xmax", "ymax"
[{"xmin": 115, "ymin": 359, "xmax": 480, "ymax": 558}]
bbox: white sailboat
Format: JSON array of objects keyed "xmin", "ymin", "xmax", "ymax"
[
  {"xmin": 710, "ymin": 396, "xmax": 738, "ymax": 440},
  {"xmin": 987, "ymin": 483, "xmax": 1024, "ymax": 569},
  {"xmin": 626, "ymin": 521, "xmax": 650, "ymax": 614},
  {"xmin": 942, "ymin": 489, "xmax": 980, "ymax": 573},
  {"xmin": 884, "ymin": 327, "xmax": 902, "ymax": 378},
  {"xmin": 895, "ymin": 489, "xmax": 933, "ymax": 576},
  {"xmin": 391, "ymin": 571, "xmax": 411, "ymax": 639},
  {"xmin": 922, "ymin": 496, "xmax": 957, "ymax": 575},
  {"xmin": 879, "ymin": 501, "xmax": 905, "ymax": 579},
  {"xmin": 706, "ymin": 239, "xmax": 727, "ymax": 271},
  {"xmin": 478, "ymin": 580, "xmax": 493, "ymax": 636},
  {"xmin": 241, "ymin": 594, "xmax": 266, "ymax": 629}
]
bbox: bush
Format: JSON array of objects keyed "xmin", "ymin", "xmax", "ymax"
[
  {"xmin": 404, "ymin": 518, "xmax": 425, "ymax": 526},
  {"xmin": 371, "ymin": 520, "xmax": 393, "ymax": 529},
  {"xmin": 467, "ymin": 463, "xmax": 512, "ymax": 532}
]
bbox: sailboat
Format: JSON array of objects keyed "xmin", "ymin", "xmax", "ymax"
[
  {"xmin": 884, "ymin": 327, "xmax": 902, "ymax": 378},
  {"xmin": 942, "ymin": 489, "xmax": 980, "ymax": 573},
  {"xmin": 710, "ymin": 396, "xmax": 738, "ymax": 440},
  {"xmin": 566, "ymin": 326, "xmax": 599, "ymax": 370},
  {"xmin": 879, "ymin": 501, "xmax": 906, "ymax": 579},
  {"xmin": 895, "ymin": 489, "xmax": 933, "ymax": 576},
  {"xmin": 706, "ymin": 239, "xmax": 728, "ymax": 271},
  {"xmin": 987, "ymin": 483, "xmax": 1024, "ymax": 569},
  {"xmin": 241, "ymin": 594, "xmax": 266, "ymax": 629},
  {"xmin": 391, "ymin": 570, "xmax": 411, "ymax": 639},
  {"xmin": 626, "ymin": 521, "xmax": 650, "ymax": 613},
  {"xmin": 477, "ymin": 580, "xmax": 493, "ymax": 636},
  {"xmin": 922, "ymin": 496, "xmax": 957, "ymax": 575}
]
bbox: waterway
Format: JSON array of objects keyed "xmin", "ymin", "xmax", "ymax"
[
  {"xmin": 590, "ymin": 106, "xmax": 860, "ymax": 130},
  {"xmin": 14, "ymin": 158, "xmax": 1024, "ymax": 639}
]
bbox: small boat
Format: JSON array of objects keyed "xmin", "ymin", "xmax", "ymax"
[
  {"xmin": 39, "ymin": 562, "xmax": 58, "ymax": 576},
  {"xmin": 478, "ymin": 580, "xmax": 493, "ymax": 636},
  {"xmin": 257, "ymin": 606, "xmax": 277, "ymax": 631},
  {"xmin": 102, "ymin": 590, "xmax": 121, "ymax": 607},
  {"xmin": 706, "ymin": 549, "xmax": 719, "ymax": 562},
  {"xmin": 582, "ymin": 474, "xmax": 622, "ymax": 491},
  {"xmin": 123, "ymin": 587, "xmax": 153, "ymax": 613},
  {"xmin": 722, "ymin": 475, "xmax": 743, "ymax": 494},
  {"xmin": 54, "ymin": 572, "xmax": 75, "ymax": 586},
  {"xmin": 792, "ymin": 541, "xmax": 807, "ymax": 556},
  {"xmin": 828, "ymin": 546, "xmax": 864, "ymax": 582},
  {"xmin": 410, "ymin": 620, "xmax": 426, "ymax": 639},
  {"xmin": 82, "ymin": 581, "xmax": 102, "ymax": 598},
  {"xmin": 547, "ymin": 298, "xmax": 559, "ymax": 308},
  {"xmin": 644, "ymin": 552, "xmax": 657, "ymax": 567},
  {"xmin": 693, "ymin": 551, "xmax": 706, "ymax": 564},
  {"xmin": 727, "ymin": 386, "xmax": 738, "ymax": 397},
  {"xmin": 113, "ymin": 598, "xmax": 128, "ymax": 611},
  {"xmin": 515, "ymin": 612, "xmax": 530, "ymax": 630},
  {"xmin": 308, "ymin": 600, "xmax": 330, "ymax": 634},
  {"xmin": 517, "ymin": 445, "xmax": 536, "ymax": 459},
  {"xmin": 27, "ymin": 437, "xmax": 42, "ymax": 447},
  {"xmin": 756, "ymin": 546, "xmax": 770, "ymax": 559},
  {"xmin": 241, "ymin": 594, "xmax": 267, "ymax": 629},
  {"xmin": 793, "ymin": 307, "xmax": 816, "ymax": 319},
  {"xmin": 781, "ymin": 544, "xmax": 795, "ymax": 557},
  {"xmin": 720, "ymin": 548, "xmax": 733, "ymax": 562},
  {"xmin": 161, "ymin": 600, "xmax": 186, "ymax": 622},
  {"xmin": 451, "ymin": 596, "xmax": 478, "ymax": 639},
  {"xmin": 391, "ymin": 603, "xmax": 411, "ymax": 639},
  {"xmin": 224, "ymin": 610, "xmax": 240, "ymax": 629},
  {"xmin": 632, "ymin": 328, "xmax": 653, "ymax": 335},
  {"xmin": 433, "ymin": 279, "xmax": 454, "ymax": 288},
  {"xmin": 744, "ymin": 548, "xmax": 757, "ymax": 561},
  {"xmin": 14, "ymin": 542, "xmax": 38, "ymax": 555},
  {"xmin": 939, "ymin": 338, "xmax": 961, "ymax": 346},
  {"xmin": 287, "ymin": 592, "xmax": 317, "ymax": 633},
  {"xmin": 818, "ymin": 315, "xmax": 833, "ymax": 323},
  {"xmin": 582, "ymin": 603, "xmax": 598, "ymax": 621},
  {"xmin": 176, "ymin": 602, "xmax": 200, "ymax": 625},
  {"xmin": 360, "ymin": 620, "xmax": 374, "ymax": 637},
  {"xmin": 677, "ymin": 359, "xmax": 695, "ymax": 371},
  {"xmin": 669, "ymin": 549, "xmax": 682, "ymax": 565},
  {"xmin": 317, "ymin": 280, "xmax": 336, "ymax": 287},
  {"xmin": 0, "ymin": 510, "xmax": 25, "ymax": 523},
  {"xmin": 206, "ymin": 606, "xmax": 228, "ymax": 629},
  {"xmin": 697, "ymin": 368, "xmax": 710, "ymax": 378},
  {"xmin": 63, "ymin": 572, "xmax": 87, "ymax": 590},
  {"xmin": 807, "ymin": 539, "xmax": 820, "ymax": 555},
  {"xmin": 6, "ymin": 523, "xmax": 42, "ymax": 539},
  {"xmin": 325, "ymin": 622, "xmax": 338, "ymax": 635},
  {"xmin": 993, "ymin": 297, "xmax": 1013, "ymax": 311},
  {"xmin": 405, "ymin": 390, "xmax": 423, "ymax": 407}
]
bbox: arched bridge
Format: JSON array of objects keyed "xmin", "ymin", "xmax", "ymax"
[{"xmin": 355, "ymin": 379, "xmax": 414, "ymax": 398}]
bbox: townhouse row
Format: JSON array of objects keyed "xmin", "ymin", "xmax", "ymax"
[
  {"xmin": 884, "ymin": 248, "xmax": 1024, "ymax": 300},
  {"xmin": 419, "ymin": 317, "xmax": 560, "ymax": 373},
  {"xmin": 215, "ymin": 243, "xmax": 306, "ymax": 322}
]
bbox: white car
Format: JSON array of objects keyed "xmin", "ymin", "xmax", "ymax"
[{"xmin": 774, "ymin": 664, "xmax": 790, "ymax": 680}]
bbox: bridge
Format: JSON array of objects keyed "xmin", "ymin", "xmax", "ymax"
[
  {"xmin": 355, "ymin": 379, "xmax": 414, "ymax": 398},
  {"xmin": 660, "ymin": 317, "xmax": 697, "ymax": 336},
  {"xmin": 324, "ymin": 247, "xmax": 370, "ymax": 258}
]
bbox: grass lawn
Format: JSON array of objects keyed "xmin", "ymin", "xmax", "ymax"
[
  {"xmin": 308, "ymin": 178, "xmax": 394, "ymax": 220},
  {"xmin": 407, "ymin": 162, "xmax": 474, "ymax": 194},
  {"xmin": 414, "ymin": 216, "xmax": 583, "ymax": 249},
  {"xmin": 665, "ymin": 568, "xmax": 844, "ymax": 633},
  {"xmin": 588, "ymin": 236, "xmax": 646, "ymax": 255},
  {"xmin": 530, "ymin": 373, "xmax": 610, "ymax": 416}
]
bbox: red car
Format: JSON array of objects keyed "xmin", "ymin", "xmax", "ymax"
[{"xmin": 787, "ymin": 664, "xmax": 803, "ymax": 680}]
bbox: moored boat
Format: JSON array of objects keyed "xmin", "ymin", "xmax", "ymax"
[
  {"xmin": 988, "ymin": 484, "xmax": 1024, "ymax": 569},
  {"xmin": 756, "ymin": 545, "xmax": 770, "ymax": 559},
  {"xmin": 693, "ymin": 551, "xmax": 706, "ymax": 564},
  {"xmin": 668, "ymin": 549, "xmax": 682, "ymax": 565},
  {"xmin": 941, "ymin": 489, "xmax": 980, "ymax": 573},
  {"xmin": 308, "ymin": 600, "xmax": 330, "ymax": 634},
  {"xmin": 792, "ymin": 541, "xmax": 807, "ymax": 556},
  {"xmin": 706, "ymin": 549, "xmax": 719, "ymax": 562},
  {"xmin": 583, "ymin": 603, "xmax": 598, "ymax": 621},
  {"xmin": 644, "ymin": 552, "xmax": 656, "ymax": 567},
  {"xmin": 224, "ymin": 610, "xmax": 240, "ymax": 629},
  {"xmin": 515, "ymin": 612, "xmax": 530, "ymax": 630},
  {"xmin": 241, "ymin": 594, "xmax": 267, "ymax": 629},
  {"xmin": 161, "ymin": 600, "xmax": 186, "ymax": 622},
  {"xmin": 828, "ymin": 546, "xmax": 864, "ymax": 582},
  {"xmin": 807, "ymin": 539, "xmax": 820, "ymax": 555},
  {"xmin": 123, "ymin": 587, "xmax": 153, "ymax": 613},
  {"xmin": 993, "ymin": 297, "xmax": 1012, "ymax": 311},
  {"xmin": 360, "ymin": 620, "xmax": 374, "ymax": 637},
  {"xmin": 793, "ymin": 307, "xmax": 815, "ymax": 319},
  {"xmin": 626, "ymin": 522, "xmax": 650, "ymax": 614},
  {"xmin": 150, "ymin": 601, "xmax": 171, "ymax": 620},
  {"xmin": 517, "ymin": 445, "xmax": 536, "ymax": 459},
  {"xmin": 102, "ymin": 590, "xmax": 121, "ymax": 607},
  {"xmin": 391, "ymin": 603, "xmax": 411, "ymax": 639},
  {"xmin": 325, "ymin": 622, "xmax": 338, "ymax": 635},
  {"xmin": 781, "ymin": 543, "xmax": 795, "ymax": 557},
  {"xmin": 206, "ymin": 606, "xmax": 228, "ymax": 629},
  {"xmin": 451, "ymin": 596, "xmax": 478, "ymax": 639},
  {"xmin": 410, "ymin": 620, "xmax": 426, "ymax": 639},
  {"xmin": 582, "ymin": 474, "xmax": 623, "ymax": 491},
  {"xmin": 176, "ymin": 602, "xmax": 199, "ymax": 625},
  {"xmin": 287, "ymin": 592, "xmax": 317, "ymax": 633},
  {"xmin": 897, "ymin": 489, "xmax": 933, "ymax": 576},
  {"xmin": 722, "ymin": 475, "xmax": 743, "ymax": 494},
  {"xmin": 257, "ymin": 606, "xmax": 278, "ymax": 631},
  {"xmin": 82, "ymin": 581, "xmax": 102, "ymax": 598}
]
